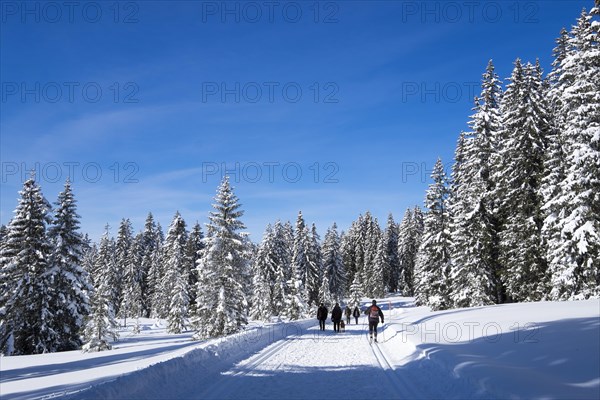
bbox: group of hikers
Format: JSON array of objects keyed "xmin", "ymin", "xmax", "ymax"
[{"xmin": 316, "ymin": 299, "xmax": 384, "ymax": 342}]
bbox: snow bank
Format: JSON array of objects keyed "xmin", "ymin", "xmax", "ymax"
[
  {"xmin": 380, "ymin": 297, "xmax": 600, "ymax": 399},
  {"xmin": 64, "ymin": 319, "xmax": 315, "ymax": 399}
]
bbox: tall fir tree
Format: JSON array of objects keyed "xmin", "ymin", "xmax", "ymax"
[
  {"xmin": 114, "ymin": 218, "xmax": 133, "ymax": 316},
  {"xmin": 121, "ymin": 233, "xmax": 145, "ymax": 320},
  {"xmin": 149, "ymin": 224, "xmax": 165, "ymax": 318},
  {"xmin": 193, "ymin": 177, "xmax": 250, "ymax": 338},
  {"xmin": 494, "ymin": 59, "xmax": 550, "ymax": 302},
  {"xmin": 307, "ymin": 223, "xmax": 324, "ymax": 306},
  {"xmin": 448, "ymin": 131, "xmax": 496, "ymax": 308},
  {"xmin": 397, "ymin": 207, "xmax": 424, "ymax": 296},
  {"xmin": 322, "ymin": 223, "xmax": 346, "ymax": 301},
  {"xmin": 249, "ymin": 225, "xmax": 277, "ymax": 321},
  {"xmin": 545, "ymin": 7, "xmax": 600, "ymax": 299},
  {"xmin": 285, "ymin": 259, "xmax": 309, "ymax": 320},
  {"xmin": 383, "ymin": 214, "xmax": 400, "ymax": 293},
  {"xmin": 541, "ymin": 28, "xmax": 571, "ymax": 298},
  {"xmin": 368, "ymin": 237, "xmax": 388, "ymax": 298},
  {"xmin": 162, "ymin": 212, "xmax": 189, "ymax": 333},
  {"xmin": 348, "ymin": 275, "xmax": 363, "ymax": 310},
  {"xmin": 0, "ymin": 177, "xmax": 57, "ymax": 355},
  {"xmin": 290, "ymin": 212, "xmax": 311, "ymax": 308},
  {"xmin": 341, "ymin": 218, "xmax": 361, "ymax": 292},
  {"xmin": 448, "ymin": 61, "xmax": 504, "ymax": 308},
  {"xmin": 360, "ymin": 213, "xmax": 382, "ymax": 297},
  {"xmin": 83, "ymin": 226, "xmax": 119, "ymax": 352},
  {"xmin": 47, "ymin": 179, "xmax": 92, "ymax": 351},
  {"xmin": 140, "ymin": 213, "xmax": 159, "ymax": 318},
  {"xmin": 318, "ymin": 273, "xmax": 335, "ymax": 308},
  {"xmin": 414, "ymin": 159, "xmax": 452, "ymax": 310},
  {"xmin": 272, "ymin": 221, "xmax": 292, "ymax": 316},
  {"xmin": 186, "ymin": 222, "xmax": 204, "ymax": 311}
]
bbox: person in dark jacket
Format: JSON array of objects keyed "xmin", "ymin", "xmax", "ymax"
[
  {"xmin": 353, "ymin": 306, "xmax": 361, "ymax": 324},
  {"xmin": 317, "ymin": 303, "xmax": 328, "ymax": 331},
  {"xmin": 331, "ymin": 303, "xmax": 343, "ymax": 333},
  {"xmin": 365, "ymin": 299, "xmax": 384, "ymax": 342},
  {"xmin": 344, "ymin": 305, "xmax": 352, "ymax": 325}
]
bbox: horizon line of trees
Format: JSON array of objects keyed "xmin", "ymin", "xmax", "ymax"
[{"xmin": 0, "ymin": 4, "xmax": 597, "ymax": 356}]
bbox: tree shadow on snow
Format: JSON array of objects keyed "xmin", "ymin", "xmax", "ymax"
[
  {"xmin": 393, "ymin": 317, "xmax": 600, "ymax": 399},
  {"xmin": 0, "ymin": 341, "xmax": 199, "ymax": 384}
]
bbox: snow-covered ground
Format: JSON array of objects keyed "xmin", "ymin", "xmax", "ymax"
[{"xmin": 1, "ymin": 297, "xmax": 598, "ymax": 399}]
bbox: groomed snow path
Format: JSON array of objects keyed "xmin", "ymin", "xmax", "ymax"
[{"xmin": 195, "ymin": 322, "xmax": 414, "ymax": 400}]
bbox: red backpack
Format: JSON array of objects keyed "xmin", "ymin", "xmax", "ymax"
[{"xmin": 369, "ymin": 306, "xmax": 379, "ymax": 318}]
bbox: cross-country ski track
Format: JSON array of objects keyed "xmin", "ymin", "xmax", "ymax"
[{"xmin": 196, "ymin": 322, "xmax": 419, "ymax": 400}]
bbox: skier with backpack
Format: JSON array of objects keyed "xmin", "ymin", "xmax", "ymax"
[{"xmin": 365, "ymin": 299, "xmax": 384, "ymax": 342}]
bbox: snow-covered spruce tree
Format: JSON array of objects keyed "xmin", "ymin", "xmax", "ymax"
[
  {"xmin": 308, "ymin": 223, "xmax": 324, "ymax": 306},
  {"xmin": 271, "ymin": 220, "xmax": 292, "ymax": 316},
  {"xmin": 0, "ymin": 177, "xmax": 56, "ymax": 355},
  {"xmin": 493, "ymin": 59, "xmax": 551, "ymax": 302},
  {"xmin": 81, "ymin": 241, "xmax": 97, "ymax": 279},
  {"xmin": 167, "ymin": 268, "xmax": 189, "ymax": 334},
  {"xmin": 0, "ymin": 225, "xmax": 7, "ymax": 244},
  {"xmin": 383, "ymin": 214, "xmax": 400, "ymax": 293},
  {"xmin": 186, "ymin": 222, "xmax": 204, "ymax": 311},
  {"xmin": 360, "ymin": 213, "xmax": 382, "ymax": 298},
  {"xmin": 193, "ymin": 177, "xmax": 250, "ymax": 338},
  {"xmin": 114, "ymin": 218, "xmax": 133, "ymax": 317},
  {"xmin": 341, "ymin": 218, "xmax": 361, "ymax": 292},
  {"xmin": 149, "ymin": 224, "xmax": 165, "ymax": 318},
  {"xmin": 472, "ymin": 60, "xmax": 505, "ymax": 303},
  {"xmin": 541, "ymin": 28, "xmax": 571, "ymax": 299},
  {"xmin": 139, "ymin": 213, "xmax": 159, "ymax": 317},
  {"xmin": 47, "ymin": 179, "xmax": 92, "ymax": 351},
  {"xmin": 397, "ymin": 207, "xmax": 424, "ymax": 296},
  {"xmin": 322, "ymin": 223, "xmax": 346, "ymax": 301},
  {"xmin": 414, "ymin": 158, "xmax": 452, "ymax": 310},
  {"xmin": 449, "ymin": 60, "xmax": 504, "ymax": 309},
  {"xmin": 281, "ymin": 220, "xmax": 295, "ymax": 276},
  {"xmin": 82, "ymin": 226, "xmax": 119, "ymax": 352},
  {"xmin": 448, "ymin": 131, "xmax": 495, "ymax": 308},
  {"xmin": 121, "ymin": 233, "xmax": 144, "ymax": 321},
  {"xmin": 161, "ymin": 212, "xmax": 189, "ymax": 334},
  {"xmin": 545, "ymin": 7, "xmax": 600, "ymax": 299},
  {"xmin": 397, "ymin": 208, "xmax": 414, "ymax": 295},
  {"xmin": 348, "ymin": 275, "xmax": 363, "ymax": 310},
  {"xmin": 285, "ymin": 259, "xmax": 309, "ymax": 320},
  {"xmin": 290, "ymin": 212, "xmax": 312, "ymax": 308},
  {"xmin": 249, "ymin": 225, "xmax": 277, "ymax": 321},
  {"xmin": 368, "ymin": 237, "xmax": 388, "ymax": 298},
  {"xmin": 318, "ymin": 273, "xmax": 335, "ymax": 308}
]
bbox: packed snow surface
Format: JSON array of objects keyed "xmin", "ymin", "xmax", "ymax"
[{"xmin": 1, "ymin": 297, "xmax": 598, "ymax": 399}]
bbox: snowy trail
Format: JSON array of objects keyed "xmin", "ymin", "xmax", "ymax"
[
  {"xmin": 3, "ymin": 298, "xmax": 597, "ymax": 399},
  {"xmin": 370, "ymin": 338, "xmax": 419, "ymax": 399},
  {"xmin": 192, "ymin": 322, "xmax": 416, "ymax": 400}
]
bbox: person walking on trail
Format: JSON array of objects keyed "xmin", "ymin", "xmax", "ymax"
[
  {"xmin": 353, "ymin": 306, "xmax": 361, "ymax": 325},
  {"xmin": 317, "ymin": 303, "xmax": 328, "ymax": 331},
  {"xmin": 344, "ymin": 305, "xmax": 352, "ymax": 325},
  {"xmin": 365, "ymin": 299, "xmax": 384, "ymax": 342},
  {"xmin": 331, "ymin": 303, "xmax": 343, "ymax": 333}
]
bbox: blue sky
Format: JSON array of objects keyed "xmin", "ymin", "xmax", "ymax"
[{"xmin": 0, "ymin": 0, "xmax": 588, "ymax": 241}]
